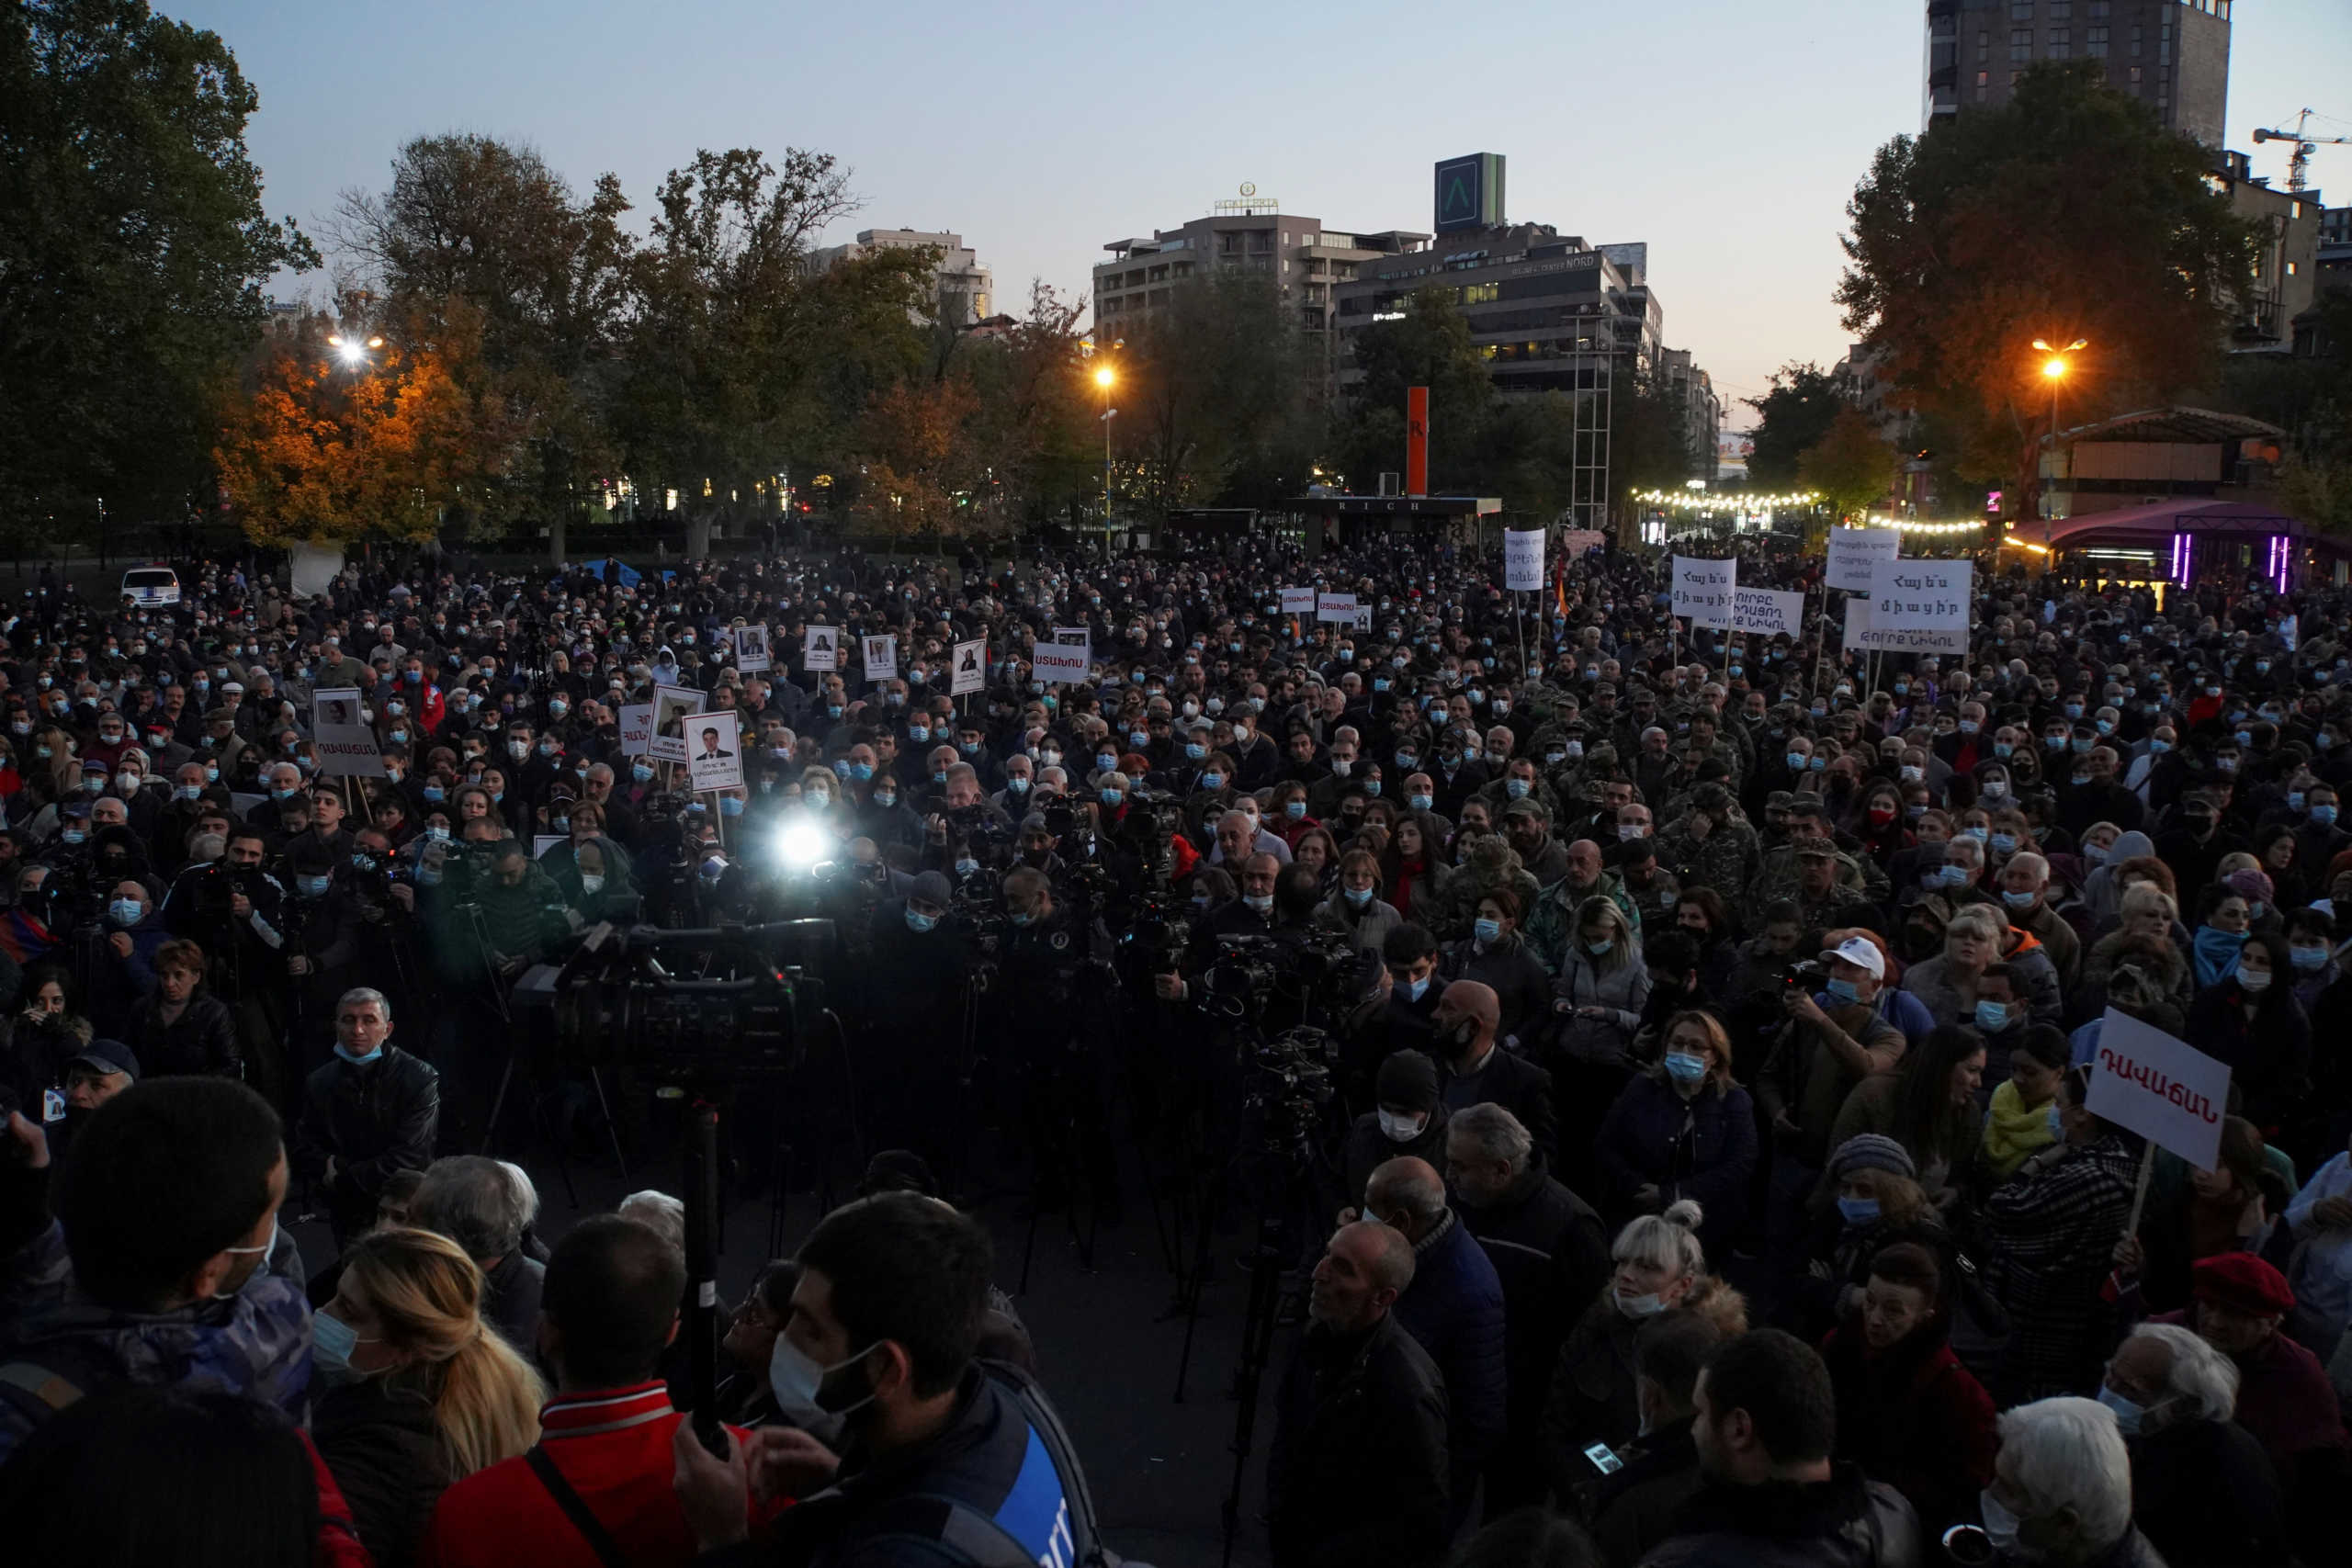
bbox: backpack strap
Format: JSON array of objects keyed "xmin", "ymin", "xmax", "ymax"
[{"xmin": 524, "ymin": 1445, "xmax": 630, "ymax": 1568}]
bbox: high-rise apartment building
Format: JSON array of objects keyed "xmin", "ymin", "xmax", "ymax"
[
  {"xmin": 1924, "ymin": 0, "xmax": 2232, "ymax": 147},
  {"xmin": 807, "ymin": 229, "xmax": 992, "ymax": 327},
  {"xmin": 1091, "ymin": 193, "xmax": 1427, "ymax": 392}
]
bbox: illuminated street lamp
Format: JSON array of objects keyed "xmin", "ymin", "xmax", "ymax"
[
  {"xmin": 325, "ymin": 332, "xmax": 385, "ymax": 369},
  {"xmin": 1092, "ymin": 362, "xmax": 1117, "ymax": 530},
  {"xmin": 2030, "ymin": 338, "xmax": 2088, "ymax": 525}
]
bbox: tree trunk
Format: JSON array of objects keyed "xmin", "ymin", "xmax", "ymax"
[
  {"xmin": 687, "ymin": 513, "xmax": 713, "ymax": 560},
  {"xmin": 548, "ymin": 513, "xmax": 568, "ymax": 566}
]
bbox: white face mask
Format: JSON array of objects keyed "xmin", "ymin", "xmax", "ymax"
[
  {"xmin": 1612, "ymin": 1284, "xmax": 1667, "ymax": 1319},
  {"xmin": 767, "ymin": 1336, "xmax": 876, "ymax": 1446},
  {"xmin": 1376, "ymin": 1109, "xmax": 1426, "ymax": 1144}
]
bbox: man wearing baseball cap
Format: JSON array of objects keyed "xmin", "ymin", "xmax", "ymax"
[
  {"xmin": 1758, "ymin": 932, "xmax": 1908, "ymax": 1266},
  {"xmin": 64, "ymin": 1040, "xmax": 139, "ymax": 1113},
  {"xmin": 2156, "ymin": 1253, "xmax": 2346, "ymax": 1509}
]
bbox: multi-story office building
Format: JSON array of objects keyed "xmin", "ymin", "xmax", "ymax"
[
  {"xmin": 1091, "ymin": 194, "xmax": 1427, "ymax": 391},
  {"xmin": 807, "ymin": 229, "xmax": 992, "ymax": 327},
  {"xmin": 1924, "ymin": 0, "xmax": 2232, "ymax": 147},
  {"xmin": 1658, "ymin": 348, "xmax": 1724, "ymax": 482},
  {"xmin": 2205, "ymin": 153, "xmax": 2324, "ymax": 351}
]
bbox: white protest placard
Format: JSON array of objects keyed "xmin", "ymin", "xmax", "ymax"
[
  {"xmin": 1841, "ymin": 598, "xmax": 1969, "ymax": 657},
  {"xmin": 1317, "ymin": 591, "xmax": 1359, "ymax": 624},
  {"xmin": 1870, "ymin": 557, "xmax": 1973, "ymax": 634},
  {"xmin": 617, "ymin": 702, "xmax": 655, "ymax": 758},
  {"xmin": 1504, "ymin": 528, "xmax": 1545, "ymax": 592},
  {"xmin": 2086, "ymin": 1008, "xmax": 2231, "ymax": 1172},
  {"xmin": 1671, "ymin": 556, "xmax": 1736, "ymax": 630},
  {"xmin": 1354, "ymin": 604, "xmax": 1373, "ymax": 632},
  {"xmin": 1032, "ymin": 642, "xmax": 1091, "ymax": 685},
  {"xmin": 686, "ymin": 711, "xmax": 744, "ymax": 794},
  {"xmin": 862, "ymin": 635, "xmax": 899, "ymax": 682},
  {"xmin": 648, "ymin": 685, "xmax": 706, "ymax": 764},
  {"xmin": 1280, "ymin": 587, "xmax": 1317, "ymax": 616},
  {"xmin": 1054, "ymin": 625, "xmax": 1091, "ymax": 647},
  {"xmin": 2280, "ymin": 613, "xmax": 2300, "ymax": 652},
  {"xmin": 1826, "ymin": 526, "xmax": 1902, "ymax": 593},
  {"xmin": 950, "ymin": 637, "xmax": 987, "ymax": 696},
  {"xmin": 803, "ymin": 625, "xmax": 839, "ymax": 672},
  {"xmin": 1732, "ymin": 587, "xmax": 1806, "ymax": 639},
  {"xmin": 730, "ymin": 623, "xmax": 772, "ymax": 673},
  {"xmin": 1559, "ymin": 528, "xmax": 1607, "ymax": 557},
  {"xmin": 309, "ymin": 688, "xmax": 386, "ymax": 778},
  {"xmin": 533, "ymin": 835, "xmax": 566, "ymax": 862}
]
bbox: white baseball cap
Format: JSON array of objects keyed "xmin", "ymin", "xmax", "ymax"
[{"xmin": 1820, "ymin": 935, "xmax": 1886, "ymax": 980}]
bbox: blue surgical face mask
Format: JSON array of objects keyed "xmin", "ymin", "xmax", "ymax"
[
  {"xmin": 1285, "ymin": 800, "xmax": 1306, "ymax": 820},
  {"xmin": 1825, "ymin": 976, "xmax": 1860, "ymax": 1005},
  {"xmin": 1975, "ymin": 999, "xmax": 2009, "ymax": 1032},
  {"xmin": 108, "ymin": 897, "xmax": 143, "ymax": 927},
  {"xmin": 1100, "ymin": 789, "xmax": 1122, "ymax": 807},
  {"xmin": 632, "ymin": 762, "xmax": 655, "ymax": 784},
  {"xmin": 1344, "ymin": 886, "xmax": 1374, "ymax": 907},
  {"xmin": 2096, "ymin": 1384, "xmax": 2147, "ymax": 1437},
  {"xmin": 2312, "ymin": 805, "xmax": 2337, "ymax": 827},
  {"xmin": 2291, "ymin": 943, "xmax": 2330, "ymax": 972},
  {"xmin": 1408, "ymin": 793, "xmax": 1433, "ymax": 811},
  {"xmin": 905, "ymin": 908, "xmax": 938, "ymax": 933},
  {"xmin": 1663, "ymin": 1051, "xmax": 1708, "ymax": 1086},
  {"xmin": 2001, "ymin": 888, "xmax": 2036, "ymax": 911},
  {"xmin": 1940, "ymin": 863, "xmax": 1972, "ymax": 887},
  {"xmin": 1990, "ymin": 832, "xmax": 2017, "ymax": 855},
  {"xmin": 1404, "ymin": 975, "xmax": 1430, "ymax": 1002},
  {"xmin": 1474, "ymin": 917, "xmax": 1501, "ymax": 943},
  {"xmin": 1836, "ymin": 1194, "xmax": 1881, "ymax": 1227}
]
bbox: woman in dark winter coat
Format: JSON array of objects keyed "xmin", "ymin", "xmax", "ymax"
[
  {"xmin": 1538, "ymin": 1201, "xmax": 1746, "ymax": 1505},
  {"xmin": 1820, "ymin": 1241, "xmax": 1996, "ymax": 1539},
  {"xmin": 311, "ymin": 1228, "xmax": 546, "ymax": 1568},
  {"xmin": 2183, "ymin": 930, "xmax": 2312, "ymax": 1147},
  {"xmin": 1440, "ymin": 886, "xmax": 1553, "ymax": 1052},
  {"xmin": 1591, "ymin": 1010, "xmax": 1756, "ymax": 1259}
]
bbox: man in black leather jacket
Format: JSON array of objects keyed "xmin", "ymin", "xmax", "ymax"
[{"xmin": 290, "ymin": 987, "xmax": 438, "ymax": 1245}]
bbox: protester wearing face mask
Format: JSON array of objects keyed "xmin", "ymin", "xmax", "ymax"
[
  {"xmin": 673, "ymin": 1195, "xmax": 1099, "ymax": 1567},
  {"xmin": 1537, "ymin": 1201, "xmax": 1745, "ymax": 1496},
  {"xmin": 1593, "ymin": 1010, "xmax": 1755, "ymax": 1260},
  {"xmin": 310, "ymin": 1225, "xmax": 546, "ymax": 1568},
  {"xmin": 1430, "ymin": 978, "xmax": 1558, "ymax": 1168},
  {"xmin": 292, "ymin": 988, "xmax": 440, "ymax": 1246},
  {"xmin": 1340, "ymin": 1049, "xmax": 1451, "ymax": 1209},
  {"xmin": 0, "ymin": 1077, "xmax": 314, "ymax": 1472},
  {"xmin": 2094, "ymin": 1324, "xmax": 2288, "ymax": 1568},
  {"xmin": 2181, "ymin": 925, "xmax": 2311, "ymax": 1146}
]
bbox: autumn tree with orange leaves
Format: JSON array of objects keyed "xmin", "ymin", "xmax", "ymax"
[{"xmin": 213, "ymin": 306, "xmax": 521, "ymax": 547}]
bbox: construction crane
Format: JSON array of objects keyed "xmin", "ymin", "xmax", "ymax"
[{"xmin": 2251, "ymin": 108, "xmax": 2351, "ymax": 194}]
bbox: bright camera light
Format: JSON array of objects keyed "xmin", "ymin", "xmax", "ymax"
[{"xmin": 774, "ymin": 816, "xmax": 830, "ymax": 873}]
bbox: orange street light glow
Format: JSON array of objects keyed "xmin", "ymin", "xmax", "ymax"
[
  {"xmin": 2041, "ymin": 357, "xmax": 2069, "ymax": 380},
  {"xmin": 1093, "ymin": 367, "xmax": 1115, "ymax": 389}
]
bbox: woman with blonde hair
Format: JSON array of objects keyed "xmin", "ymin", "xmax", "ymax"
[
  {"xmin": 311, "ymin": 1227, "xmax": 547, "ymax": 1568},
  {"xmin": 1537, "ymin": 1199, "xmax": 1745, "ymax": 1501}
]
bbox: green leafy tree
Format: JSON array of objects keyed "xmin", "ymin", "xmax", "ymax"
[
  {"xmin": 1120, "ymin": 271, "xmax": 1317, "ymax": 514},
  {"xmin": 959, "ymin": 282, "xmax": 1098, "ymax": 529},
  {"xmin": 1838, "ymin": 61, "xmax": 2259, "ymax": 520},
  {"xmin": 0, "ymin": 0, "xmax": 317, "ymax": 520},
  {"xmin": 1743, "ymin": 363, "xmax": 1846, "ymax": 488},
  {"xmin": 1799, "ymin": 407, "xmax": 1899, "ymax": 523}
]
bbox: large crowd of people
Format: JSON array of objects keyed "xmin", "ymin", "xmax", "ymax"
[{"xmin": 0, "ymin": 532, "xmax": 2349, "ymax": 1566}]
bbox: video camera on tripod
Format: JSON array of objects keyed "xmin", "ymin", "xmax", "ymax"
[
  {"xmin": 1196, "ymin": 931, "xmax": 1371, "ymax": 1025},
  {"xmin": 509, "ymin": 918, "xmax": 836, "ymax": 1079}
]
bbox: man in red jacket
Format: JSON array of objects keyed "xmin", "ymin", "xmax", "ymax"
[{"xmin": 422, "ymin": 1214, "xmax": 772, "ymax": 1567}]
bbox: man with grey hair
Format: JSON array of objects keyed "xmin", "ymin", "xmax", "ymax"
[
  {"xmin": 292, "ymin": 986, "xmax": 438, "ymax": 1244},
  {"xmin": 2098, "ymin": 1324, "xmax": 2287, "ymax": 1566},
  {"xmin": 412, "ymin": 1155, "xmax": 544, "ymax": 1348},
  {"xmin": 1977, "ymin": 1396, "xmax": 2158, "ymax": 1567},
  {"xmin": 1444, "ymin": 1100, "xmax": 1609, "ymax": 1510},
  {"xmin": 1996, "ymin": 848, "xmax": 2079, "ymax": 990},
  {"xmin": 1269, "ymin": 1220, "xmax": 1448, "ymax": 1568}
]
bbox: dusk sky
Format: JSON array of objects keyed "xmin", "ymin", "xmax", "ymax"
[{"xmin": 181, "ymin": 0, "xmax": 2349, "ymax": 423}]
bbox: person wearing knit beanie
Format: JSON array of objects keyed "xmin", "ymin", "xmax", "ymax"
[{"xmin": 1829, "ymin": 1133, "xmax": 1917, "ymax": 1182}]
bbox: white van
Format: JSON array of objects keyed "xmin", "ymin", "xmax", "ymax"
[{"xmin": 119, "ymin": 565, "xmax": 181, "ymax": 606}]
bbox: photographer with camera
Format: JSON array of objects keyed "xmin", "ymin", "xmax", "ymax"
[{"xmin": 1755, "ymin": 935, "xmax": 1908, "ymax": 1268}]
